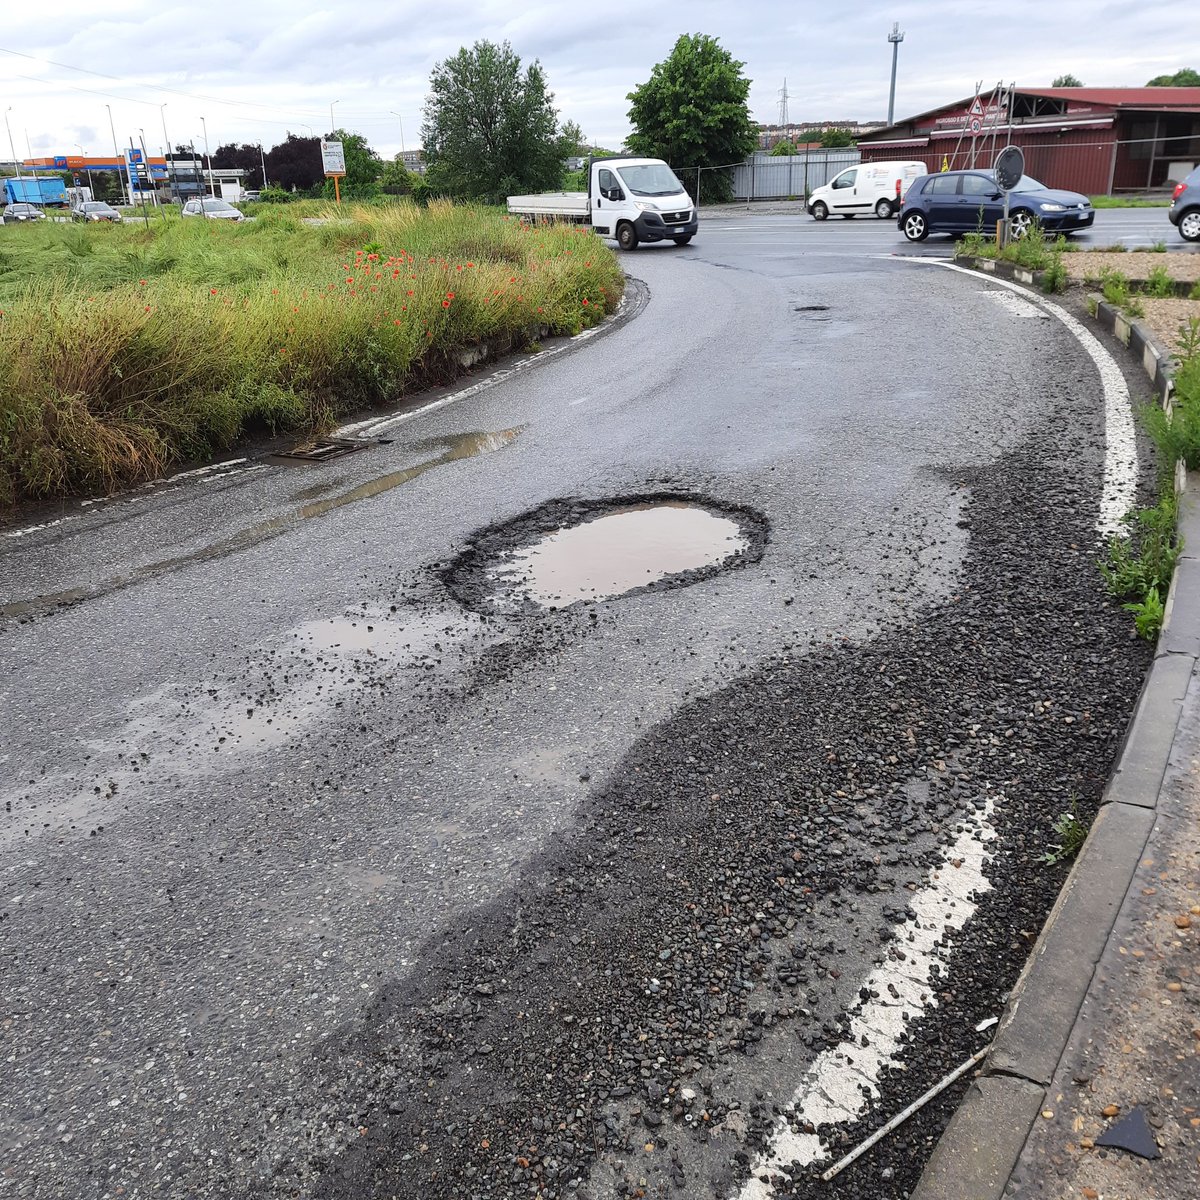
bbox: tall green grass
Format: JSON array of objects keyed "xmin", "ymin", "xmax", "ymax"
[{"xmin": 0, "ymin": 201, "xmax": 623, "ymax": 505}]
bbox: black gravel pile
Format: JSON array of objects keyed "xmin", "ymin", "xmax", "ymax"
[{"xmin": 252, "ymin": 407, "xmax": 1150, "ymax": 1200}]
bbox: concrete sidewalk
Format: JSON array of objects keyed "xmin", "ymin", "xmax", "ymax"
[{"xmin": 912, "ymin": 303, "xmax": 1200, "ymax": 1199}]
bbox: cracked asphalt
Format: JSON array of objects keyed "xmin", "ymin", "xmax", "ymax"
[{"xmin": 0, "ymin": 216, "xmax": 1160, "ymax": 1199}]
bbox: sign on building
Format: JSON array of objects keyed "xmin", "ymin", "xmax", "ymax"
[{"xmin": 321, "ymin": 140, "xmax": 346, "ymax": 177}]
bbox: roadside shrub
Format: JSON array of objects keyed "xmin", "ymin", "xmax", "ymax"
[{"xmin": 1144, "ymin": 264, "xmax": 1175, "ymax": 298}]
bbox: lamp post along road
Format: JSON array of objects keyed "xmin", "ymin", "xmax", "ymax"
[
  {"xmin": 160, "ymin": 104, "xmax": 176, "ymax": 203},
  {"xmin": 200, "ymin": 117, "xmax": 215, "ymax": 201},
  {"xmin": 887, "ymin": 22, "xmax": 905, "ymax": 127},
  {"xmin": 4, "ymin": 108, "xmax": 22, "ymax": 182},
  {"xmin": 105, "ymin": 103, "xmax": 131, "ymax": 205}
]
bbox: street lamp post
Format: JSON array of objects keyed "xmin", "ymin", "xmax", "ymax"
[
  {"xmin": 4, "ymin": 108, "xmax": 22, "ymax": 182},
  {"xmin": 329, "ymin": 100, "xmax": 340, "ymax": 137},
  {"xmin": 389, "ymin": 110, "xmax": 406, "ymax": 154},
  {"xmin": 160, "ymin": 103, "xmax": 177, "ymax": 203},
  {"xmin": 200, "ymin": 116, "xmax": 214, "ymax": 201},
  {"xmin": 887, "ymin": 22, "xmax": 905, "ymax": 127},
  {"xmin": 105, "ymin": 103, "xmax": 130, "ymax": 205},
  {"xmin": 258, "ymin": 143, "xmax": 268, "ymax": 191}
]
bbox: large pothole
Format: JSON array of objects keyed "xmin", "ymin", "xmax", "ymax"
[{"xmin": 441, "ymin": 493, "xmax": 769, "ymax": 613}]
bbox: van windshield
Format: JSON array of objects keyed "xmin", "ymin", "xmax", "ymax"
[{"xmin": 617, "ymin": 163, "xmax": 685, "ymax": 197}]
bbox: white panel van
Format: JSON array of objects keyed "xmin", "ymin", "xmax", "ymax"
[{"xmin": 807, "ymin": 160, "xmax": 928, "ymax": 220}]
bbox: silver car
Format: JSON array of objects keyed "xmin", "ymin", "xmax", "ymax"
[
  {"xmin": 182, "ymin": 197, "xmax": 245, "ymax": 221},
  {"xmin": 2, "ymin": 202, "xmax": 46, "ymax": 223}
]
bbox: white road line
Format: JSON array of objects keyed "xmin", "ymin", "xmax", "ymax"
[
  {"xmin": 736, "ymin": 802, "xmax": 997, "ymax": 1198},
  {"xmin": 977, "ymin": 289, "xmax": 1049, "ymax": 320},
  {"xmin": 892, "ymin": 257, "xmax": 1137, "ymax": 538}
]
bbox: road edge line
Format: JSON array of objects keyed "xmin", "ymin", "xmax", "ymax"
[{"xmin": 904, "ymin": 261, "xmax": 1195, "ymax": 1200}]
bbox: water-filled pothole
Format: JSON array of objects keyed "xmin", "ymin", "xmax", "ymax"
[{"xmin": 441, "ymin": 494, "xmax": 768, "ymax": 612}]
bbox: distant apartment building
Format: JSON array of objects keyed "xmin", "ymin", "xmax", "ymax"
[{"xmin": 758, "ymin": 120, "xmax": 886, "ymax": 150}]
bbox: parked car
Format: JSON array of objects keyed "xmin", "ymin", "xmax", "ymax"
[
  {"xmin": 2, "ymin": 202, "xmax": 46, "ymax": 224},
  {"xmin": 72, "ymin": 201, "xmax": 122, "ymax": 223},
  {"xmin": 1168, "ymin": 165, "xmax": 1200, "ymax": 242},
  {"xmin": 181, "ymin": 197, "xmax": 245, "ymax": 221},
  {"xmin": 239, "ymin": 190, "xmax": 261, "ymax": 203},
  {"xmin": 897, "ymin": 170, "xmax": 1095, "ymax": 241},
  {"xmin": 808, "ymin": 160, "xmax": 928, "ymax": 220}
]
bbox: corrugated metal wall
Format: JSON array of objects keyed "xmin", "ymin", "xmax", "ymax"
[{"xmin": 732, "ymin": 149, "xmax": 860, "ymax": 200}]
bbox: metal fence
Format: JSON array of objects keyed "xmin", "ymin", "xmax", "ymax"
[{"xmin": 733, "ymin": 149, "xmax": 860, "ymax": 201}]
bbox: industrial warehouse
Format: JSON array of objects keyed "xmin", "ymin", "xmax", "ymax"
[{"xmin": 857, "ymin": 85, "xmax": 1200, "ymax": 194}]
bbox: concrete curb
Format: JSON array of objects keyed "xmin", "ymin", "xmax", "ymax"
[{"xmin": 911, "ymin": 271, "xmax": 1195, "ymax": 1200}]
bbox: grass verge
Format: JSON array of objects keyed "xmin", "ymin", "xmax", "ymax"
[
  {"xmin": 1101, "ymin": 320, "xmax": 1200, "ymax": 639},
  {"xmin": 0, "ymin": 201, "xmax": 623, "ymax": 506}
]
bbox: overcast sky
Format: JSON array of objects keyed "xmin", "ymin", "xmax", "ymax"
[{"xmin": 2, "ymin": 2, "xmax": 1194, "ymax": 163}]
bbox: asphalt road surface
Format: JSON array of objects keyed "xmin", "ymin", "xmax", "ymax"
[{"xmin": 0, "ymin": 209, "xmax": 1163, "ymax": 1200}]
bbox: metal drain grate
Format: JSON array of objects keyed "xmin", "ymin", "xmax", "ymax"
[{"xmin": 272, "ymin": 437, "xmax": 377, "ymax": 463}]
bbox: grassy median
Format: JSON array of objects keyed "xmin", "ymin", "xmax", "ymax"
[{"xmin": 0, "ymin": 201, "xmax": 624, "ymax": 507}]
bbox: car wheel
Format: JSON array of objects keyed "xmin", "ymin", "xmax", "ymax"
[
  {"xmin": 902, "ymin": 211, "xmax": 928, "ymax": 241},
  {"xmin": 616, "ymin": 222, "xmax": 638, "ymax": 251},
  {"xmin": 672, "ymin": 236, "xmax": 692, "ymax": 246},
  {"xmin": 1010, "ymin": 209, "xmax": 1035, "ymax": 239},
  {"xmin": 811, "ymin": 201, "xmax": 828, "ymax": 221},
  {"xmin": 1179, "ymin": 209, "xmax": 1200, "ymax": 242},
  {"xmin": 875, "ymin": 198, "xmax": 894, "ymax": 219}
]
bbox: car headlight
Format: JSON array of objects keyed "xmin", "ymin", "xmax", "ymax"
[
  {"xmin": 634, "ymin": 201, "xmax": 655, "ymax": 213},
  {"xmin": 1039, "ymin": 202, "xmax": 1065, "ymax": 212}
]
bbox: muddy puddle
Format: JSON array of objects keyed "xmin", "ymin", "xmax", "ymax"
[
  {"xmin": 497, "ymin": 503, "xmax": 748, "ymax": 605},
  {"xmin": 443, "ymin": 495, "xmax": 768, "ymax": 613}
]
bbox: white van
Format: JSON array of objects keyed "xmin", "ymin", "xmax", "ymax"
[{"xmin": 807, "ymin": 160, "xmax": 928, "ymax": 220}]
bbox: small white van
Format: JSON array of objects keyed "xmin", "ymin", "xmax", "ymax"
[{"xmin": 807, "ymin": 160, "xmax": 928, "ymax": 220}]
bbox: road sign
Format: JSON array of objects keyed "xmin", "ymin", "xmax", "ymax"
[
  {"xmin": 321, "ymin": 140, "xmax": 346, "ymax": 177},
  {"xmin": 994, "ymin": 145, "xmax": 1025, "ymax": 191},
  {"xmin": 969, "ymin": 117, "xmax": 983, "ymax": 135}
]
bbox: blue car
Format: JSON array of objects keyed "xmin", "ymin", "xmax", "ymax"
[
  {"xmin": 898, "ymin": 170, "xmax": 1095, "ymax": 241},
  {"xmin": 1168, "ymin": 165, "xmax": 1200, "ymax": 242}
]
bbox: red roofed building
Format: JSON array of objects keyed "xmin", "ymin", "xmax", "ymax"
[{"xmin": 857, "ymin": 87, "xmax": 1200, "ymax": 194}]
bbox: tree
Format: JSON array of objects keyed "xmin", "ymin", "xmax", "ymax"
[
  {"xmin": 211, "ymin": 142, "xmax": 267, "ymax": 189},
  {"xmin": 264, "ymin": 134, "xmax": 323, "ymax": 193},
  {"xmin": 770, "ymin": 139, "xmax": 796, "ymax": 156},
  {"xmin": 626, "ymin": 34, "xmax": 757, "ymax": 204},
  {"xmin": 380, "ymin": 155, "xmax": 416, "ymax": 195},
  {"xmin": 320, "ymin": 130, "xmax": 382, "ymax": 200},
  {"xmin": 421, "ymin": 39, "xmax": 570, "ymax": 202},
  {"xmin": 820, "ymin": 128, "xmax": 855, "ymax": 148},
  {"xmin": 1146, "ymin": 68, "xmax": 1200, "ymax": 86},
  {"xmin": 1052, "ymin": 73, "xmax": 1084, "ymax": 87}
]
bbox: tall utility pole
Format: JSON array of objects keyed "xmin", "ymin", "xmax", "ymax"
[
  {"xmin": 887, "ymin": 23, "xmax": 905, "ymax": 126},
  {"xmin": 390, "ymin": 110, "xmax": 406, "ymax": 154}
]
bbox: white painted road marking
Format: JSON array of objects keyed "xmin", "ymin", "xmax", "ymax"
[
  {"xmin": 893, "ymin": 258, "xmax": 1137, "ymax": 539},
  {"xmin": 735, "ymin": 801, "xmax": 997, "ymax": 1197}
]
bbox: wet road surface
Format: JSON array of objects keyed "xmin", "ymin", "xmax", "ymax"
[{"xmin": 0, "ymin": 213, "xmax": 1159, "ymax": 1200}]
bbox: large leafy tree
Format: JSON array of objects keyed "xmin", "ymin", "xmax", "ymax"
[
  {"xmin": 626, "ymin": 34, "xmax": 757, "ymax": 203},
  {"xmin": 264, "ymin": 134, "xmax": 323, "ymax": 192},
  {"xmin": 211, "ymin": 142, "xmax": 267, "ymax": 189},
  {"xmin": 1052, "ymin": 73, "xmax": 1083, "ymax": 87},
  {"xmin": 820, "ymin": 128, "xmax": 855, "ymax": 148},
  {"xmin": 1146, "ymin": 68, "xmax": 1200, "ymax": 86},
  {"xmin": 320, "ymin": 130, "xmax": 382, "ymax": 200},
  {"xmin": 421, "ymin": 39, "xmax": 569, "ymax": 202}
]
